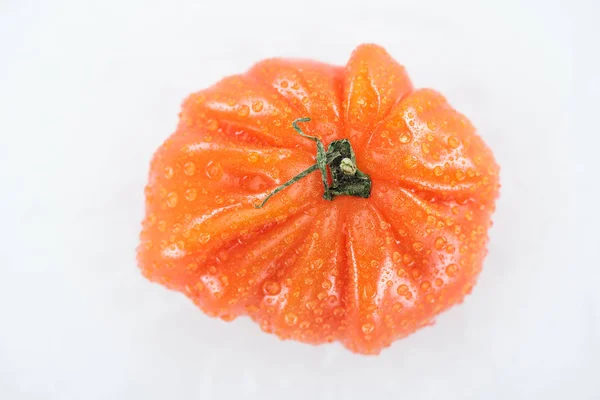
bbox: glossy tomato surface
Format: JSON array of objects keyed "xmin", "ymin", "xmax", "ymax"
[{"xmin": 137, "ymin": 44, "xmax": 500, "ymax": 354}]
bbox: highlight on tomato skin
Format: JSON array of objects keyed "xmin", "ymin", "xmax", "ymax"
[{"xmin": 137, "ymin": 43, "xmax": 500, "ymax": 355}]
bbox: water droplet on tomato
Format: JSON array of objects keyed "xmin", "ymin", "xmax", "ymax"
[
  {"xmin": 237, "ymin": 105, "xmax": 249, "ymax": 116},
  {"xmin": 164, "ymin": 166, "xmax": 174, "ymax": 179},
  {"xmin": 404, "ymin": 155, "xmax": 418, "ymax": 169},
  {"xmin": 205, "ymin": 161, "xmax": 223, "ymax": 180},
  {"xmin": 247, "ymin": 152, "xmax": 259, "ymax": 163},
  {"xmin": 263, "ymin": 281, "xmax": 281, "ymax": 295},
  {"xmin": 284, "ymin": 312, "xmax": 298, "ymax": 326},
  {"xmin": 435, "ymin": 236, "xmax": 447, "ymax": 250},
  {"xmin": 207, "ymin": 119, "xmax": 219, "ymax": 131},
  {"xmin": 166, "ymin": 192, "xmax": 178, "ymax": 208},
  {"xmin": 397, "ymin": 284, "xmax": 408, "ymax": 295},
  {"xmin": 399, "ymin": 132, "xmax": 412, "ymax": 144},
  {"xmin": 333, "ymin": 307, "xmax": 345, "ymax": 316},
  {"xmin": 361, "ymin": 323, "xmax": 375, "ymax": 334},
  {"xmin": 448, "ymin": 136, "xmax": 460, "ymax": 149},
  {"xmin": 445, "ymin": 264, "xmax": 458, "ymax": 277},
  {"xmin": 185, "ymin": 188, "xmax": 197, "ymax": 201},
  {"xmin": 434, "ymin": 166, "xmax": 444, "ymax": 176},
  {"xmin": 199, "ymin": 233, "xmax": 211, "ymax": 244},
  {"xmin": 299, "ymin": 321, "xmax": 310, "ymax": 329},
  {"xmin": 251, "ymin": 101, "xmax": 263, "ymax": 112},
  {"xmin": 184, "ymin": 162, "xmax": 196, "ymax": 176}
]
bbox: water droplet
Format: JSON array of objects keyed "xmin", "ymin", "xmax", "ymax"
[
  {"xmin": 284, "ymin": 312, "xmax": 298, "ymax": 326},
  {"xmin": 404, "ymin": 155, "xmax": 418, "ymax": 169},
  {"xmin": 185, "ymin": 188, "xmax": 197, "ymax": 201},
  {"xmin": 397, "ymin": 284, "xmax": 408, "ymax": 295},
  {"xmin": 166, "ymin": 192, "xmax": 178, "ymax": 208},
  {"xmin": 445, "ymin": 264, "xmax": 458, "ymax": 277},
  {"xmin": 164, "ymin": 166, "xmax": 174, "ymax": 179},
  {"xmin": 445, "ymin": 217, "xmax": 455, "ymax": 226},
  {"xmin": 333, "ymin": 307, "xmax": 345, "ymax": 316},
  {"xmin": 393, "ymin": 252, "xmax": 402, "ymax": 262},
  {"xmin": 247, "ymin": 152, "xmax": 259, "ymax": 163},
  {"xmin": 361, "ymin": 323, "xmax": 375, "ymax": 334},
  {"xmin": 456, "ymin": 170, "xmax": 465, "ymax": 180},
  {"xmin": 399, "ymin": 132, "xmax": 412, "ymax": 144},
  {"xmin": 421, "ymin": 142, "xmax": 431, "ymax": 154},
  {"xmin": 184, "ymin": 162, "xmax": 196, "ymax": 176},
  {"xmin": 434, "ymin": 278, "xmax": 443, "ymax": 287},
  {"xmin": 208, "ymin": 266, "xmax": 217, "ymax": 274},
  {"xmin": 205, "ymin": 161, "xmax": 223, "ymax": 180},
  {"xmin": 465, "ymin": 210, "xmax": 474, "ymax": 221},
  {"xmin": 251, "ymin": 101, "xmax": 264, "ymax": 112},
  {"xmin": 448, "ymin": 136, "xmax": 460, "ymax": 149},
  {"xmin": 445, "ymin": 244, "xmax": 456, "ymax": 254},
  {"xmin": 362, "ymin": 283, "xmax": 376, "ymax": 299},
  {"xmin": 280, "ymin": 80, "xmax": 289, "ymax": 88},
  {"xmin": 305, "ymin": 300, "xmax": 317, "ymax": 310},
  {"xmin": 427, "ymin": 121, "xmax": 437, "ymax": 130},
  {"xmin": 322, "ymin": 280, "xmax": 332, "ymax": 290},
  {"xmin": 220, "ymin": 275, "xmax": 229, "ymax": 286},
  {"xmin": 426, "ymin": 294, "xmax": 436, "ymax": 303},
  {"xmin": 412, "ymin": 269, "xmax": 422, "ymax": 279},
  {"xmin": 237, "ymin": 104, "xmax": 249, "ymax": 116},
  {"xmin": 356, "ymin": 97, "xmax": 366, "ymax": 106},
  {"xmin": 263, "ymin": 281, "xmax": 281, "ymax": 295},
  {"xmin": 412, "ymin": 242, "xmax": 424, "ymax": 251},
  {"xmin": 198, "ymin": 233, "xmax": 211, "ymax": 244},
  {"xmin": 207, "ymin": 119, "xmax": 219, "ymax": 131},
  {"xmin": 421, "ymin": 281, "xmax": 431, "ymax": 291},
  {"xmin": 147, "ymin": 213, "xmax": 157, "ymax": 226},
  {"xmin": 435, "ymin": 236, "xmax": 447, "ymax": 250},
  {"xmin": 392, "ymin": 302, "xmax": 404, "ymax": 312},
  {"xmin": 434, "ymin": 166, "xmax": 444, "ymax": 176},
  {"xmin": 157, "ymin": 220, "xmax": 167, "ymax": 232},
  {"xmin": 403, "ymin": 254, "xmax": 415, "ymax": 266},
  {"xmin": 299, "ymin": 321, "xmax": 310, "ymax": 329}
]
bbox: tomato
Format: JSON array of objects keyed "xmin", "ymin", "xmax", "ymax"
[{"xmin": 137, "ymin": 44, "xmax": 500, "ymax": 354}]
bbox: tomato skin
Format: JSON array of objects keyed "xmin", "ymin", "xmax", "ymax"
[{"xmin": 137, "ymin": 44, "xmax": 500, "ymax": 354}]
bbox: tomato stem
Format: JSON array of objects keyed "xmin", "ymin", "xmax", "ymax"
[{"xmin": 254, "ymin": 118, "xmax": 371, "ymax": 208}]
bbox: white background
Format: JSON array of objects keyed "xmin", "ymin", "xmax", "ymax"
[{"xmin": 1, "ymin": 0, "xmax": 598, "ymax": 399}]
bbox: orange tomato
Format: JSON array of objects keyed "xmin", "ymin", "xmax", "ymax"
[{"xmin": 137, "ymin": 44, "xmax": 500, "ymax": 354}]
